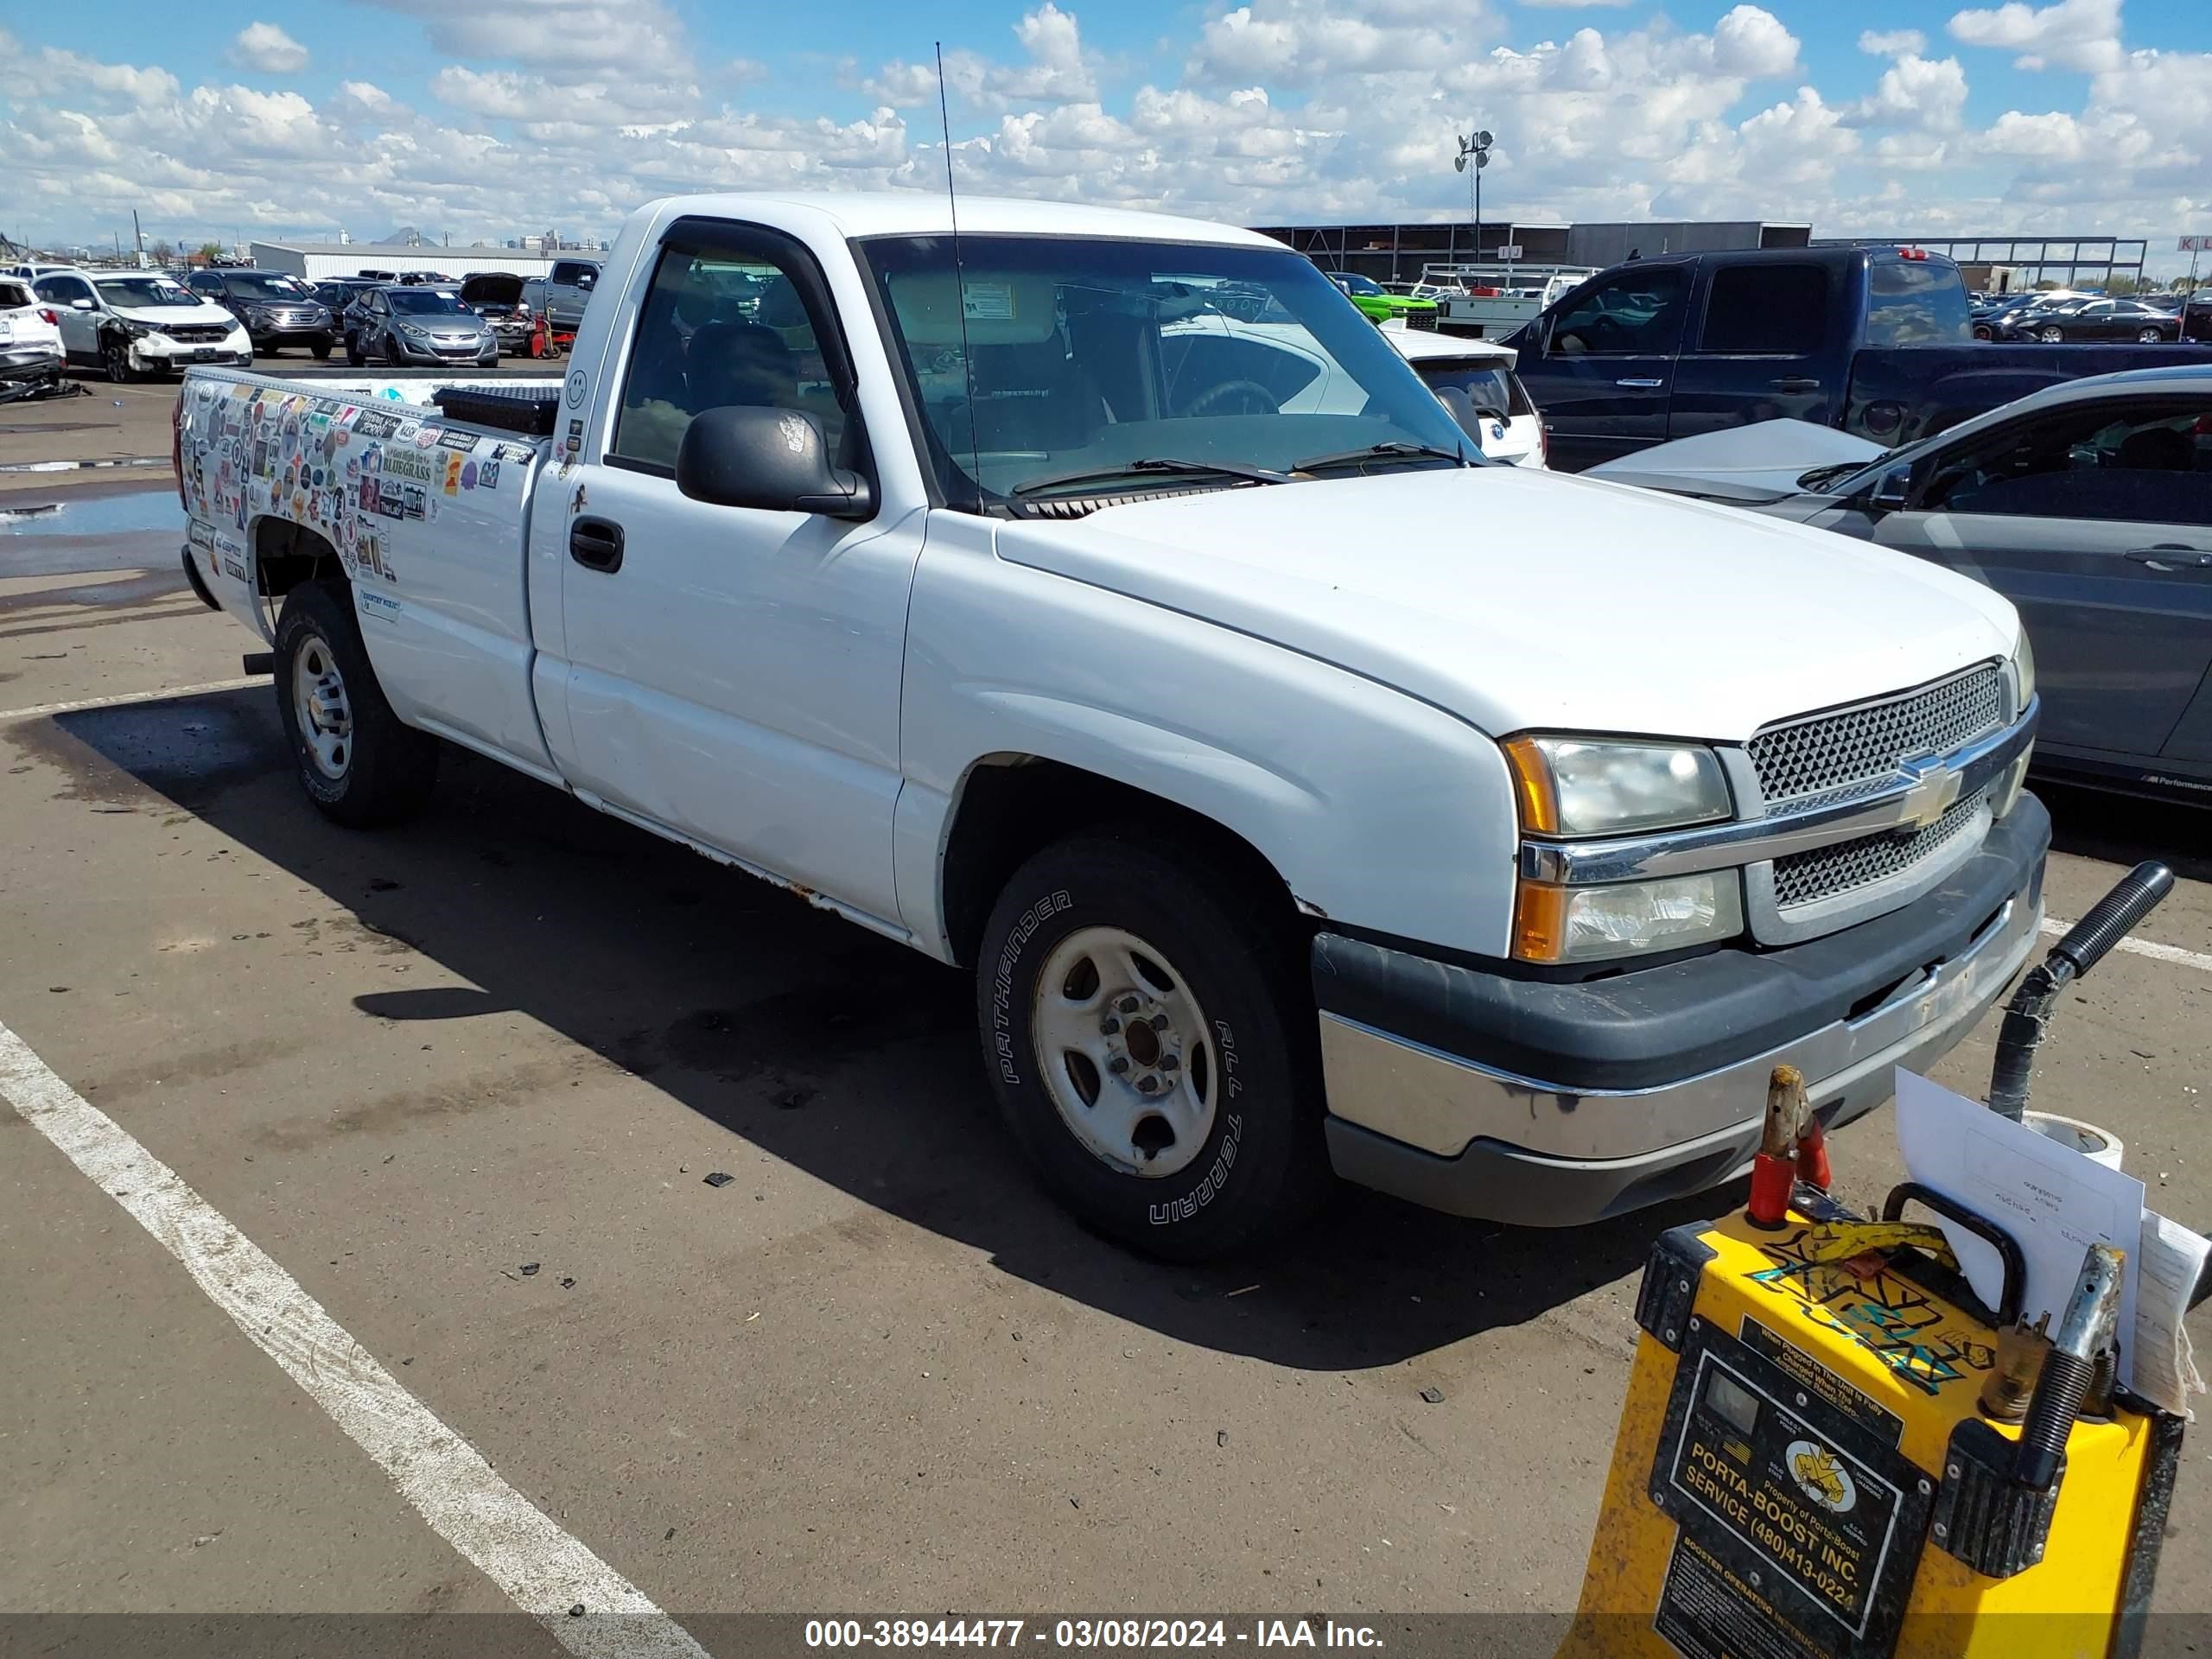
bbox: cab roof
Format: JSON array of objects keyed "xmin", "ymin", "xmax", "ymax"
[{"xmin": 645, "ymin": 192, "xmax": 1277, "ymax": 249}]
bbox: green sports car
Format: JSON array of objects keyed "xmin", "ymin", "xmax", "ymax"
[{"xmin": 1326, "ymin": 271, "xmax": 1437, "ymax": 324}]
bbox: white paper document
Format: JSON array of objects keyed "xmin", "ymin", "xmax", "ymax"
[
  {"xmin": 2135, "ymin": 1211, "xmax": 2211, "ymax": 1419},
  {"xmin": 1893, "ymin": 1069, "xmax": 2145, "ymax": 1386}
]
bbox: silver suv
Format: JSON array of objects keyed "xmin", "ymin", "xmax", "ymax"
[{"xmin": 541, "ymin": 258, "xmax": 601, "ymax": 331}]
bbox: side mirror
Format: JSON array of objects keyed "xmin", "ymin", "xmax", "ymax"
[
  {"xmin": 577, "ymin": 271, "xmax": 597, "ymax": 289},
  {"xmin": 1865, "ymin": 466, "xmax": 1910, "ymax": 514},
  {"xmin": 676, "ymin": 406, "xmax": 874, "ymax": 521},
  {"xmin": 72, "ymin": 297, "xmax": 96, "ymax": 310}
]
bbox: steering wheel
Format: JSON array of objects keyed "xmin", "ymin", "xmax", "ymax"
[{"xmin": 1182, "ymin": 378, "xmax": 1281, "ymax": 417}]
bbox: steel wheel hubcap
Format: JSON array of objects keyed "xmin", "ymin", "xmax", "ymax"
[
  {"xmin": 1032, "ymin": 925, "xmax": 1217, "ymax": 1178},
  {"xmin": 293, "ymin": 636, "xmax": 353, "ymax": 779}
]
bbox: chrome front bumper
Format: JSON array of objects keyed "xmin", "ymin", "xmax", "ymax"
[{"xmin": 1316, "ymin": 800, "xmax": 2049, "ymax": 1227}]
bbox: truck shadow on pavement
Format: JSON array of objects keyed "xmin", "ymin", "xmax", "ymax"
[{"xmin": 47, "ymin": 687, "xmax": 1738, "ymax": 1370}]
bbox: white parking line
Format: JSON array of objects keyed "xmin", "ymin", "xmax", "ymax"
[
  {"xmin": 0, "ymin": 677, "xmax": 262, "ymax": 723},
  {"xmin": 0, "ymin": 1018, "xmax": 712, "ymax": 1659},
  {"xmin": 2041, "ymin": 916, "xmax": 2212, "ymax": 975}
]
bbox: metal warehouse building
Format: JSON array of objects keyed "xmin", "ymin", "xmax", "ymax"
[{"xmin": 247, "ymin": 241, "xmax": 562, "ymax": 282}]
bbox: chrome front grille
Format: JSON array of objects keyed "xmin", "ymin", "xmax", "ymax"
[
  {"xmin": 169, "ymin": 324, "xmax": 229, "ymax": 342},
  {"xmin": 1749, "ymin": 664, "xmax": 2005, "ymax": 808},
  {"xmin": 1771, "ymin": 788, "xmax": 1989, "ymax": 911}
]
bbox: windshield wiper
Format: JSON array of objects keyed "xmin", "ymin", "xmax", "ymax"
[
  {"xmin": 1291, "ymin": 441, "xmax": 1471, "ymax": 474},
  {"xmin": 1010, "ymin": 456, "xmax": 1291, "ymax": 497}
]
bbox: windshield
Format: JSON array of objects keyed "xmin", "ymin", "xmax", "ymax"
[
  {"xmin": 99, "ymin": 276, "xmax": 197, "ymax": 307},
  {"xmin": 224, "ymin": 273, "xmax": 313, "ymax": 302},
  {"xmin": 1333, "ymin": 273, "xmax": 1383, "ymax": 296},
  {"xmin": 860, "ymin": 234, "xmax": 1474, "ymax": 505},
  {"xmin": 389, "ymin": 289, "xmax": 472, "ymax": 316}
]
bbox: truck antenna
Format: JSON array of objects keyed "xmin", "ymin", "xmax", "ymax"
[{"xmin": 937, "ymin": 42, "xmax": 984, "ymax": 511}]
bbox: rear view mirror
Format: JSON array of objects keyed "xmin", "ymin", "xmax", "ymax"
[{"xmin": 676, "ymin": 406, "xmax": 874, "ymax": 521}]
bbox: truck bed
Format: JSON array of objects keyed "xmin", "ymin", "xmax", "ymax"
[{"xmin": 175, "ymin": 365, "xmax": 563, "ymax": 768}]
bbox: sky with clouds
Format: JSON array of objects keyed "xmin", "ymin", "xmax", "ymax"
[{"xmin": 2, "ymin": 0, "xmax": 2207, "ymax": 272}]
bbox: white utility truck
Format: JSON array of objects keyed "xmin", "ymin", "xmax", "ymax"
[{"xmin": 174, "ymin": 194, "xmax": 2046, "ymax": 1258}]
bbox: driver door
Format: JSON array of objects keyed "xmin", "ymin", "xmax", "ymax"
[
  {"xmin": 543, "ymin": 219, "xmax": 925, "ymax": 929},
  {"xmin": 1516, "ymin": 264, "xmax": 1688, "ymax": 470}
]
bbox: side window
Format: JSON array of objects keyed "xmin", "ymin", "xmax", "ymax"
[
  {"xmin": 1549, "ymin": 267, "xmax": 1688, "ymax": 356},
  {"xmin": 1926, "ymin": 404, "xmax": 2212, "ymax": 524},
  {"xmin": 1697, "ymin": 265, "xmax": 1828, "ymax": 353},
  {"xmin": 37, "ymin": 276, "xmax": 91, "ymax": 307},
  {"xmin": 2080, "ymin": 301, "xmax": 2113, "ymax": 318},
  {"xmin": 610, "ymin": 242, "xmax": 845, "ymax": 474}
]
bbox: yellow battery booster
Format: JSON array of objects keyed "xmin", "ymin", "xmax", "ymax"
[
  {"xmin": 1554, "ymin": 1198, "xmax": 2182, "ymax": 1659},
  {"xmin": 1556, "ymin": 862, "xmax": 2189, "ymax": 1659}
]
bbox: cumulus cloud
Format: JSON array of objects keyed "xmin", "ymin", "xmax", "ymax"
[
  {"xmin": 1948, "ymin": 0, "xmax": 2122, "ymax": 73},
  {"xmin": 867, "ymin": 4, "xmax": 1097, "ymax": 110},
  {"xmin": 230, "ymin": 22, "xmax": 308, "ymax": 75},
  {"xmin": 1859, "ymin": 29, "xmax": 1927, "ymax": 57},
  {"xmin": 1, "ymin": 2, "xmax": 2206, "ymax": 268}
]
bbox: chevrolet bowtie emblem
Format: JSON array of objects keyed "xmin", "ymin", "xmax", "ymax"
[{"xmin": 1897, "ymin": 753, "xmax": 1964, "ymax": 830}]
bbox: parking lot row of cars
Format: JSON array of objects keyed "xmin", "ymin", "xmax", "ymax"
[
  {"xmin": 1972, "ymin": 287, "xmax": 2212, "ymax": 343},
  {"xmin": 0, "ymin": 257, "xmax": 607, "ymax": 379}
]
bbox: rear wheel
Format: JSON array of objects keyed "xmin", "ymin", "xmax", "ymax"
[
  {"xmin": 273, "ymin": 581, "xmax": 438, "ymax": 827},
  {"xmin": 976, "ymin": 833, "xmax": 1328, "ymax": 1259}
]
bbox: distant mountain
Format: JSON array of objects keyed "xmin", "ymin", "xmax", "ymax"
[{"xmin": 384, "ymin": 226, "xmax": 442, "ymax": 248}]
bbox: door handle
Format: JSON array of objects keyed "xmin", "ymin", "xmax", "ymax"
[
  {"xmin": 1615, "ymin": 378, "xmax": 1665, "ymax": 389},
  {"xmin": 569, "ymin": 517, "xmax": 625, "ymax": 574},
  {"xmin": 1771, "ymin": 376, "xmax": 1821, "ymax": 392},
  {"xmin": 2126, "ymin": 545, "xmax": 2212, "ymax": 570}
]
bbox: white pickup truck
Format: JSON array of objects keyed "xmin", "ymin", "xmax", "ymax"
[{"xmin": 174, "ymin": 193, "xmax": 2048, "ymax": 1259}]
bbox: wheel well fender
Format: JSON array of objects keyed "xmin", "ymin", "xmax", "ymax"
[{"xmin": 934, "ymin": 753, "xmax": 1302, "ymax": 970}]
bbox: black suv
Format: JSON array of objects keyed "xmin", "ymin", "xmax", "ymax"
[{"xmin": 185, "ymin": 268, "xmax": 334, "ymax": 357}]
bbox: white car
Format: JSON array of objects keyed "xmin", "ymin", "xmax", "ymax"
[
  {"xmin": 1384, "ymin": 324, "xmax": 1547, "ymax": 466},
  {"xmin": 32, "ymin": 269, "xmax": 251, "ymax": 381},
  {"xmin": 175, "ymin": 192, "xmax": 2042, "ymax": 1257},
  {"xmin": 0, "ymin": 276, "xmax": 66, "ymax": 393}
]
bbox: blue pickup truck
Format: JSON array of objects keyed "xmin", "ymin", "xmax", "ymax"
[{"xmin": 1504, "ymin": 246, "xmax": 2212, "ymax": 472}]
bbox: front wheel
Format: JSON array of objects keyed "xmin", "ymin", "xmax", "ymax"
[
  {"xmin": 2037, "ymin": 325, "xmax": 2064, "ymax": 344},
  {"xmin": 976, "ymin": 834, "xmax": 1327, "ymax": 1259},
  {"xmin": 103, "ymin": 339, "xmax": 137, "ymax": 383},
  {"xmin": 273, "ymin": 581, "xmax": 439, "ymax": 827},
  {"xmin": 2139, "ymin": 327, "xmax": 2164, "ymax": 343},
  {"xmin": 385, "ymin": 332, "xmax": 407, "ymax": 366},
  {"xmin": 310, "ymin": 340, "xmax": 333, "ymax": 360},
  {"xmin": 345, "ymin": 334, "xmax": 365, "ymax": 367}
]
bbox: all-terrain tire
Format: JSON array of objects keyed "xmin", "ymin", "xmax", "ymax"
[
  {"xmin": 273, "ymin": 580, "xmax": 438, "ymax": 827},
  {"xmin": 976, "ymin": 832, "xmax": 1329, "ymax": 1260}
]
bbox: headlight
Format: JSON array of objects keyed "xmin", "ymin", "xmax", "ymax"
[
  {"xmin": 1513, "ymin": 873, "xmax": 1745, "ymax": 964},
  {"xmin": 246, "ymin": 306, "xmax": 270, "ymax": 326},
  {"xmin": 1994, "ymin": 633, "xmax": 2037, "ymax": 817},
  {"xmin": 399, "ymin": 322, "xmax": 429, "ymax": 339},
  {"xmin": 1503, "ymin": 736, "xmax": 1732, "ymax": 838}
]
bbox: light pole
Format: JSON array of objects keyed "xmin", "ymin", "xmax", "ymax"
[{"xmin": 1453, "ymin": 128, "xmax": 1492, "ymax": 267}]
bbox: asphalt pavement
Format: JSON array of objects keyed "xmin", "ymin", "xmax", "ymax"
[{"xmin": 1, "ymin": 460, "xmax": 2209, "ymax": 1655}]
